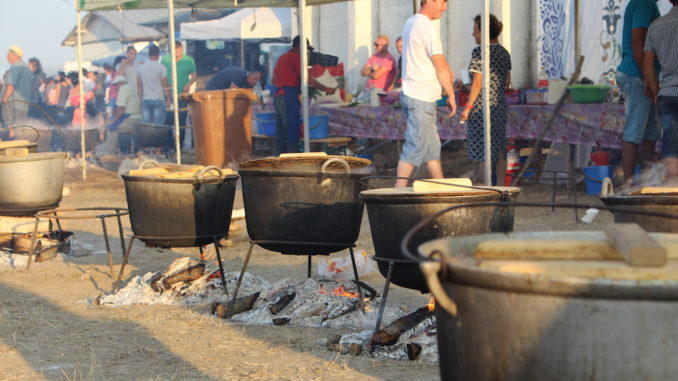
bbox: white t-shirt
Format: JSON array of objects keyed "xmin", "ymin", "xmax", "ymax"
[
  {"xmin": 137, "ymin": 59, "xmax": 167, "ymax": 101},
  {"xmin": 402, "ymin": 14, "xmax": 444, "ymax": 102}
]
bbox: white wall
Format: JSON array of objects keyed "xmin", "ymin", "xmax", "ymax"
[{"xmin": 311, "ymin": 0, "xmax": 535, "ymax": 93}]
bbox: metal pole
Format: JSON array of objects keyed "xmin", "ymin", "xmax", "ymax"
[
  {"xmin": 481, "ymin": 0, "xmax": 492, "ymax": 185},
  {"xmin": 574, "ymin": 0, "xmax": 580, "ymax": 66},
  {"xmin": 167, "ymin": 0, "xmax": 181, "ymax": 164},
  {"xmin": 74, "ymin": 4, "xmax": 86, "ymax": 180},
  {"xmin": 299, "ymin": 0, "xmax": 310, "ymax": 152}
]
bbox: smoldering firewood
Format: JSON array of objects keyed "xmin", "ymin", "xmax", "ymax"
[
  {"xmin": 148, "ymin": 272, "xmax": 164, "ymax": 292},
  {"xmin": 406, "ymin": 343, "xmax": 423, "ymax": 360},
  {"xmin": 328, "ymin": 343, "xmax": 362, "ymax": 356},
  {"xmin": 272, "ymin": 317, "xmax": 291, "ymax": 326},
  {"xmin": 35, "ymin": 243, "xmax": 60, "ymax": 262},
  {"xmin": 269, "ymin": 292, "xmax": 296, "ymax": 315},
  {"xmin": 352, "ymin": 280, "xmax": 378, "ymax": 299},
  {"xmin": 327, "ymin": 334, "xmax": 342, "ymax": 345},
  {"xmin": 322, "ymin": 300, "xmax": 360, "ymax": 322},
  {"xmin": 162, "ymin": 263, "xmax": 206, "ymax": 289},
  {"xmin": 212, "ymin": 292, "xmax": 260, "ymax": 319},
  {"xmin": 371, "ymin": 306, "xmax": 434, "ymax": 346}
]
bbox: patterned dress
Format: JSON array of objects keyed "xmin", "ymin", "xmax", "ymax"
[{"xmin": 466, "ymin": 44, "xmax": 512, "ymax": 162}]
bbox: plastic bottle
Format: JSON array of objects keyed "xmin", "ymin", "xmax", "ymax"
[{"xmin": 537, "ymin": 67, "xmax": 549, "ymax": 89}]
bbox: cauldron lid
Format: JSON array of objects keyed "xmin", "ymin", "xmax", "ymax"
[{"xmin": 418, "ymin": 231, "xmax": 678, "ymax": 299}]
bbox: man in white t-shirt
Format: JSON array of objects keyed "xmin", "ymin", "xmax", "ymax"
[
  {"xmin": 395, "ymin": 0, "xmax": 456, "ymax": 188},
  {"xmin": 137, "ymin": 44, "xmax": 170, "ymax": 125}
]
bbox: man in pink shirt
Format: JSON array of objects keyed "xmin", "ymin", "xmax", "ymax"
[{"xmin": 361, "ymin": 35, "xmax": 396, "ymax": 91}]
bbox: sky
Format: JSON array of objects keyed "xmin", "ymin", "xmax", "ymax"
[{"xmin": 0, "ymin": 0, "xmax": 76, "ymax": 75}]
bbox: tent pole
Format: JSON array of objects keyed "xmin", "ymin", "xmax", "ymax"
[
  {"xmin": 574, "ymin": 0, "xmax": 580, "ymax": 65},
  {"xmin": 481, "ymin": 0, "xmax": 492, "ymax": 185},
  {"xmin": 168, "ymin": 0, "xmax": 181, "ymax": 164},
  {"xmin": 74, "ymin": 3, "xmax": 86, "ymax": 180},
  {"xmin": 299, "ymin": 0, "xmax": 310, "ymax": 152}
]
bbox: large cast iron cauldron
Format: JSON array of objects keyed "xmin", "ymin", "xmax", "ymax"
[
  {"xmin": 601, "ymin": 179, "xmax": 678, "ymax": 232},
  {"xmin": 238, "ymin": 155, "xmax": 372, "ymax": 255},
  {"xmin": 0, "ymin": 152, "xmax": 66, "ymax": 216},
  {"xmin": 122, "ymin": 165, "xmax": 238, "ymax": 247},
  {"xmin": 418, "ymin": 231, "xmax": 678, "ymax": 381},
  {"xmin": 361, "ymin": 186, "xmax": 520, "ymax": 292}
]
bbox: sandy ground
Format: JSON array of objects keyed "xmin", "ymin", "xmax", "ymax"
[{"xmin": 0, "ymin": 150, "xmax": 612, "ymax": 381}]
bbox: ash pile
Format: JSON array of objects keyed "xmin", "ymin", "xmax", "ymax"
[
  {"xmin": 103, "ymin": 257, "xmax": 440, "ymax": 362},
  {"xmin": 0, "ymin": 231, "xmax": 99, "ymax": 268}
]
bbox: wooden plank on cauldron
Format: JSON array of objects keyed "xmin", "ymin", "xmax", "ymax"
[
  {"xmin": 211, "ymin": 292, "xmax": 260, "ymax": 318},
  {"xmin": 4, "ymin": 147, "xmax": 29, "ymax": 157},
  {"xmin": 412, "ymin": 178, "xmax": 472, "ymax": 192},
  {"xmin": 371, "ymin": 306, "xmax": 434, "ymax": 346},
  {"xmin": 128, "ymin": 168, "xmax": 169, "ymax": 176},
  {"xmin": 605, "ymin": 223, "xmax": 668, "ymax": 267},
  {"xmin": 629, "ymin": 187, "xmax": 678, "ymax": 195},
  {"xmin": 474, "ymin": 238, "xmax": 678, "ymax": 261}
]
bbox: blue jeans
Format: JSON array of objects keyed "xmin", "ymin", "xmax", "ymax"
[
  {"xmin": 142, "ymin": 99, "xmax": 166, "ymax": 125},
  {"xmin": 274, "ymin": 87, "xmax": 301, "ymax": 155},
  {"xmin": 658, "ymin": 96, "xmax": 678, "ymax": 159},
  {"xmin": 399, "ymin": 93, "xmax": 440, "ymax": 166},
  {"xmin": 617, "ymin": 72, "xmax": 660, "ymax": 144}
]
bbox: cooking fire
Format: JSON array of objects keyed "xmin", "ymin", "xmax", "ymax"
[{"xmin": 101, "ymin": 257, "xmax": 440, "ymax": 362}]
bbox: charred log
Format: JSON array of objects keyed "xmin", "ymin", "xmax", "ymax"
[
  {"xmin": 406, "ymin": 343, "xmax": 422, "ymax": 360},
  {"xmin": 328, "ymin": 343, "xmax": 362, "ymax": 356},
  {"xmin": 162, "ymin": 263, "xmax": 206, "ymax": 289},
  {"xmin": 269, "ymin": 292, "xmax": 296, "ymax": 315},
  {"xmin": 212, "ymin": 292, "xmax": 260, "ymax": 318},
  {"xmin": 371, "ymin": 306, "xmax": 434, "ymax": 346},
  {"xmin": 272, "ymin": 317, "xmax": 291, "ymax": 326}
]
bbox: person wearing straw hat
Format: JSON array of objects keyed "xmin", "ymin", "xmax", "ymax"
[{"xmin": 1, "ymin": 45, "xmax": 33, "ymax": 138}]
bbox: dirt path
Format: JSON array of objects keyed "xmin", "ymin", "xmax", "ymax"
[{"xmin": 0, "ymin": 161, "xmax": 610, "ymax": 380}]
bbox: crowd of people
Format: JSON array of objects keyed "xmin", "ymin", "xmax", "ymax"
[
  {"xmin": 0, "ymin": 41, "xmax": 198, "ymax": 156},
  {"xmin": 2, "ymin": 0, "xmax": 676, "ymax": 186}
]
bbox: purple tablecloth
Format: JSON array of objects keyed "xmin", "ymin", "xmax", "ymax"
[{"xmin": 311, "ymin": 103, "xmax": 624, "ymax": 148}]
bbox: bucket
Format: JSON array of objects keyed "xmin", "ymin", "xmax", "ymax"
[
  {"xmin": 591, "ymin": 149, "xmax": 610, "ymax": 166},
  {"xmin": 300, "ymin": 115, "xmax": 329, "ymax": 139},
  {"xmin": 582, "ymin": 165, "xmax": 614, "ymax": 196},
  {"xmin": 255, "ymin": 112, "xmax": 276, "ymax": 137}
]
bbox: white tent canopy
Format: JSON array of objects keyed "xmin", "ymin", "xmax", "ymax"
[{"xmin": 181, "ymin": 7, "xmax": 296, "ymax": 41}]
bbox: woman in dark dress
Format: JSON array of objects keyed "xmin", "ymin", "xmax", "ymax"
[{"xmin": 460, "ymin": 14, "xmax": 511, "ymax": 185}]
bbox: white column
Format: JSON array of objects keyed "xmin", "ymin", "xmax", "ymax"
[
  {"xmin": 74, "ymin": 3, "xmax": 86, "ymax": 180},
  {"xmin": 167, "ymin": 0, "xmax": 181, "ymax": 164},
  {"xmin": 482, "ymin": 0, "xmax": 492, "ymax": 185}
]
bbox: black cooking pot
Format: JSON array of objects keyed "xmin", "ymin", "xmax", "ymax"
[
  {"xmin": 600, "ymin": 178, "xmax": 678, "ymax": 232},
  {"xmin": 122, "ymin": 164, "xmax": 238, "ymax": 247},
  {"xmin": 239, "ymin": 155, "xmax": 372, "ymax": 255},
  {"xmin": 133, "ymin": 121, "xmax": 172, "ymax": 149},
  {"xmin": 361, "ymin": 186, "xmax": 521, "ymax": 292}
]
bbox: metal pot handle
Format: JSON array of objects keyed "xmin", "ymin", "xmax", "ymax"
[
  {"xmin": 321, "ymin": 158, "xmax": 351, "ymax": 174},
  {"xmin": 420, "ymin": 261, "xmax": 458, "ymax": 317},
  {"xmin": 1, "ymin": 125, "xmax": 40, "ymax": 142},
  {"xmin": 600, "ymin": 177, "xmax": 614, "ymax": 198},
  {"xmin": 138, "ymin": 160, "xmax": 160, "ymax": 169},
  {"xmin": 195, "ymin": 165, "xmax": 223, "ymax": 180}
]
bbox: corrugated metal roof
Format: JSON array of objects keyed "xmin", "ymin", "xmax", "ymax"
[{"xmin": 63, "ymin": 9, "xmax": 180, "ymax": 46}]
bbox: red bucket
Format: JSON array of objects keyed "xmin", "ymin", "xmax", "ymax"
[{"xmin": 591, "ymin": 150, "xmax": 610, "ymax": 166}]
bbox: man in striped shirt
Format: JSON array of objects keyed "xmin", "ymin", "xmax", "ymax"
[{"xmin": 643, "ymin": 0, "xmax": 678, "ymax": 181}]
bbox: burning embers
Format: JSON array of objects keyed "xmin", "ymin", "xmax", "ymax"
[
  {"xmin": 102, "ymin": 258, "xmax": 439, "ymax": 362},
  {"xmin": 0, "ymin": 230, "xmax": 75, "ymax": 267}
]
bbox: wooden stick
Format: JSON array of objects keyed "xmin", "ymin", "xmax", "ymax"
[
  {"xmin": 514, "ymin": 55, "xmax": 585, "ymax": 183},
  {"xmin": 371, "ymin": 306, "xmax": 434, "ymax": 346},
  {"xmin": 212, "ymin": 292, "xmax": 260, "ymax": 319},
  {"xmin": 269, "ymin": 292, "xmax": 296, "ymax": 315},
  {"xmin": 161, "ymin": 263, "xmax": 206, "ymax": 289},
  {"xmin": 605, "ymin": 223, "xmax": 668, "ymax": 267}
]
